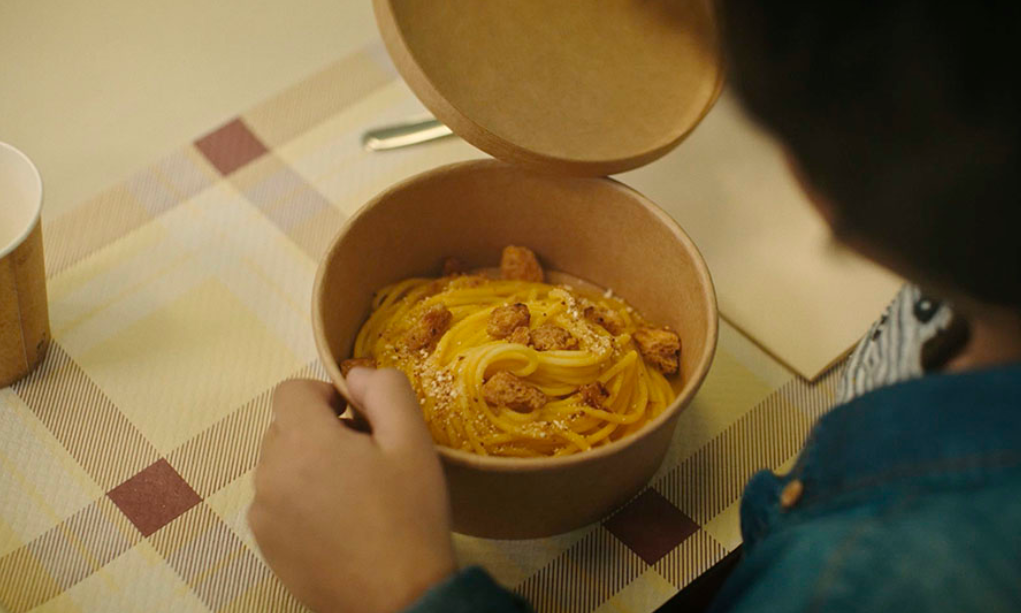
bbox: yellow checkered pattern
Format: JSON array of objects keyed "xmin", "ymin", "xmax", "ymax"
[{"xmin": 0, "ymin": 43, "xmax": 841, "ymax": 613}]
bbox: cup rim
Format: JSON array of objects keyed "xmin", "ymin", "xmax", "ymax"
[
  {"xmin": 313, "ymin": 159, "xmax": 719, "ymax": 472},
  {"xmin": 0, "ymin": 141, "xmax": 44, "ymax": 260}
]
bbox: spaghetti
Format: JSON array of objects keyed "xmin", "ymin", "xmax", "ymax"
[{"xmin": 347, "ymin": 248, "xmax": 681, "ymax": 458}]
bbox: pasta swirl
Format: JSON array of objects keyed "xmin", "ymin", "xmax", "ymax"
[{"xmin": 351, "ymin": 274, "xmax": 679, "ymax": 457}]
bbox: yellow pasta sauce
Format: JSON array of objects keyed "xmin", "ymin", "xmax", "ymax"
[{"xmin": 352, "ymin": 273, "xmax": 679, "ymax": 457}]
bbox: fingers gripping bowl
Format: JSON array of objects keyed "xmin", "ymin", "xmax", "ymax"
[{"xmin": 313, "ymin": 160, "xmax": 717, "ymax": 538}]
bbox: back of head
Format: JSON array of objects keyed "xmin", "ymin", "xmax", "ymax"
[{"xmin": 717, "ymin": 0, "xmax": 1021, "ymax": 307}]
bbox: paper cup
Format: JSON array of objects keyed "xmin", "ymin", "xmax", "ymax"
[
  {"xmin": 314, "ymin": 160, "xmax": 717, "ymax": 537},
  {"xmin": 0, "ymin": 142, "xmax": 49, "ymax": 387}
]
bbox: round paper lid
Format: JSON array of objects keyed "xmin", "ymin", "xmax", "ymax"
[{"xmin": 374, "ymin": 0, "xmax": 724, "ymax": 177}]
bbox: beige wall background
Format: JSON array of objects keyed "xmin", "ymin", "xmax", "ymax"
[{"xmin": 0, "ymin": 0, "xmax": 375, "ymax": 221}]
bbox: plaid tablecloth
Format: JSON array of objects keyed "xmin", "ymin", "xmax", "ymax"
[{"xmin": 0, "ymin": 44, "xmax": 841, "ymax": 613}]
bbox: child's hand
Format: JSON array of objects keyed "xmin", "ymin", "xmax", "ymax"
[{"xmin": 249, "ymin": 369, "xmax": 455, "ymax": 613}]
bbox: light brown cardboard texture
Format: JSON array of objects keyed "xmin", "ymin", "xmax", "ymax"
[
  {"xmin": 0, "ymin": 143, "xmax": 49, "ymax": 387},
  {"xmin": 374, "ymin": 0, "xmax": 723, "ymax": 177},
  {"xmin": 313, "ymin": 160, "xmax": 718, "ymax": 538}
]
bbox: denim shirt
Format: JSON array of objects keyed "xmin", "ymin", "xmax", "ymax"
[{"xmin": 406, "ymin": 364, "xmax": 1021, "ymax": 613}]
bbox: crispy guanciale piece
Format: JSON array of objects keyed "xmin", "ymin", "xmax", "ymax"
[
  {"xmin": 584, "ymin": 305, "xmax": 626, "ymax": 335},
  {"xmin": 340, "ymin": 357, "xmax": 376, "ymax": 377},
  {"xmin": 634, "ymin": 327, "xmax": 681, "ymax": 375},
  {"xmin": 530, "ymin": 323, "xmax": 578, "ymax": 351},
  {"xmin": 507, "ymin": 326, "xmax": 531, "ymax": 345},
  {"xmin": 442, "ymin": 257, "xmax": 467, "ymax": 276},
  {"xmin": 578, "ymin": 382, "xmax": 609, "ymax": 408},
  {"xmin": 488, "ymin": 303, "xmax": 531, "ymax": 338},
  {"xmin": 500, "ymin": 245, "xmax": 544, "ymax": 282},
  {"xmin": 406, "ymin": 304, "xmax": 453, "ymax": 352},
  {"xmin": 482, "ymin": 371, "xmax": 547, "ymax": 412}
]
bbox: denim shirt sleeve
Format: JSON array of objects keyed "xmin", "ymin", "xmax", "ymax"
[
  {"xmin": 708, "ymin": 364, "xmax": 1021, "ymax": 613},
  {"xmin": 403, "ymin": 567, "xmax": 533, "ymax": 613},
  {"xmin": 709, "ymin": 478, "xmax": 1021, "ymax": 613}
]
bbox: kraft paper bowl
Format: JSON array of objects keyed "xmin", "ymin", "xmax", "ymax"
[{"xmin": 313, "ymin": 160, "xmax": 717, "ymax": 538}]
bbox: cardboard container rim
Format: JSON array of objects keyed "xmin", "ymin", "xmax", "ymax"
[
  {"xmin": 312, "ymin": 158, "xmax": 719, "ymax": 471},
  {"xmin": 0, "ymin": 141, "xmax": 44, "ymax": 260}
]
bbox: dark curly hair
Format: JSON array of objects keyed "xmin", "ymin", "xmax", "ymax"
[{"xmin": 717, "ymin": 0, "xmax": 1021, "ymax": 306}]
